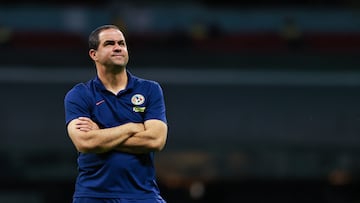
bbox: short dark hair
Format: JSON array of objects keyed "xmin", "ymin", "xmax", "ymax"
[{"xmin": 88, "ymin": 24, "xmax": 120, "ymax": 50}]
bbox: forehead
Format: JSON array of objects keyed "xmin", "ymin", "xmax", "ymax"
[{"xmin": 98, "ymin": 28, "xmax": 125, "ymax": 42}]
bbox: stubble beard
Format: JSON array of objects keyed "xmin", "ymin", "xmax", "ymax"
[{"xmin": 106, "ymin": 60, "xmax": 128, "ymax": 74}]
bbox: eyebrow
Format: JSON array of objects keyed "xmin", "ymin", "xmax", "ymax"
[{"xmin": 103, "ymin": 39, "xmax": 125, "ymax": 44}]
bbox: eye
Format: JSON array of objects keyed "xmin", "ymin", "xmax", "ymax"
[
  {"xmin": 118, "ymin": 41, "xmax": 126, "ymax": 46},
  {"xmin": 104, "ymin": 41, "xmax": 115, "ymax": 46}
]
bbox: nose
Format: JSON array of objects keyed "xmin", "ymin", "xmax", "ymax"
[{"xmin": 113, "ymin": 44, "xmax": 121, "ymax": 52}]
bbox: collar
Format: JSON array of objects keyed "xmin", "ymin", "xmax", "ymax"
[{"xmin": 94, "ymin": 70, "xmax": 135, "ymax": 93}]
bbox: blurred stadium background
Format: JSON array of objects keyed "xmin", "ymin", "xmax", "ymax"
[{"xmin": 1, "ymin": 0, "xmax": 360, "ymax": 202}]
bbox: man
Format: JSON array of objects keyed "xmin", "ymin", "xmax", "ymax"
[{"xmin": 64, "ymin": 24, "xmax": 168, "ymax": 203}]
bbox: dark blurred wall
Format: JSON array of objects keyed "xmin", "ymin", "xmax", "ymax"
[{"xmin": 1, "ymin": 1, "xmax": 360, "ymax": 203}]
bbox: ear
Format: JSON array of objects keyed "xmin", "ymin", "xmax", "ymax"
[{"xmin": 89, "ymin": 49, "xmax": 97, "ymax": 61}]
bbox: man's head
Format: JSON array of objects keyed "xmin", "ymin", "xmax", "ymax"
[{"xmin": 88, "ymin": 25, "xmax": 129, "ymax": 70}]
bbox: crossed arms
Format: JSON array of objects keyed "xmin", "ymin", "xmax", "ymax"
[{"xmin": 67, "ymin": 117, "xmax": 168, "ymax": 154}]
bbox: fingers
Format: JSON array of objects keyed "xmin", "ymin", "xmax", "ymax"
[
  {"xmin": 75, "ymin": 117, "xmax": 99, "ymax": 132},
  {"xmin": 76, "ymin": 122, "xmax": 92, "ymax": 132}
]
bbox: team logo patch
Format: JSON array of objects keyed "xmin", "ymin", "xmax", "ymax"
[{"xmin": 131, "ymin": 94, "xmax": 145, "ymax": 105}]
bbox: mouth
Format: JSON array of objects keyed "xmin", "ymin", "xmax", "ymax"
[{"xmin": 112, "ymin": 54, "xmax": 124, "ymax": 57}]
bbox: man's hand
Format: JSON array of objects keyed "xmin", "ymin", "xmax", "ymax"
[{"xmin": 74, "ymin": 117, "xmax": 100, "ymax": 132}]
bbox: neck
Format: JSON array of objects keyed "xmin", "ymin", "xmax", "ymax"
[{"xmin": 97, "ymin": 66, "xmax": 128, "ymax": 94}]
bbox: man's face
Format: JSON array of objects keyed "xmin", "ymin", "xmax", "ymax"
[{"xmin": 91, "ymin": 28, "xmax": 129, "ymax": 69}]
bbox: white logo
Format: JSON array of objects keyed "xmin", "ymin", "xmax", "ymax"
[{"xmin": 131, "ymin": 94, "xmax": 145, "ymax": 105}]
